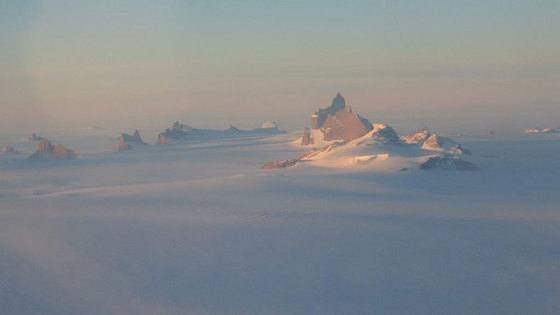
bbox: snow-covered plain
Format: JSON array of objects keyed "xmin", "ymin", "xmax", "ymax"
[{"xmin": 1, "ymin": 131, "xmax": 559, "ymax": 314}]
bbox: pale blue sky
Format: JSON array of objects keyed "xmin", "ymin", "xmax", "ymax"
[{"xmin": 1, "ymin": 0, "xmax": 559, "ymax": 133}]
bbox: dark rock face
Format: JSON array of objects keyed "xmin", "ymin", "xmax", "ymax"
[
  {"xmin": 28, "ymin": 140, "xmax": 76, "ymax": 160},
  {"xmin": 313, "ymin": 93, "xmax": 348, "ymax": 129},
  {"xmin": 321, "ymin": 106, "xmax": 372, "ymax": 142},
  {"xmin": 157, "ymin": 121, "xmax": 192, "ymax": 144},
  {"xmin": 371, "ymin": 124, "xmax": 400, "ymax": 144},
  {"xmin": 420, "ymin": 155, "xmax": 478, "ymax": 171},
  {"xmin": 227, "ymin": 125, "xmax": 241, "ymax": 132},
  {"xmin": 403, "ymin": 128, "xmax": 431, "ymax": 144},
  {"xmin": 301, "ymin": 127, "xmax": 314, "ymax": 146},
  {"xmin": 306, "ymin": 93, "xmax": 373, "ymax": 143},
  {"xmin": 1, "ymin": 146, "xmax": 18, "ymax": 154},
  {"xmin": 455, "ymin": 144, "xmax": 471, "ymax": 155},
  {"xmin": 262, "ymin": 159, "xmax": 299, "ymax": 169},
  {"xmin": 423, "ymin": 133, "xmax": 444, "ymax": 149},
  {"xmin": 28, "ymin": 133, "xmax": 46, "ymax": 141},
  {"xmin": 121, "ymin": 129, "xmax": 145, "ymax": 144}
]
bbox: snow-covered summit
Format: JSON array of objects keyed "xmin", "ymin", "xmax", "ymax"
[
  {"xmin": 260, "ymin": 121, "xmax": 279, "ymax": 129},
  {"xmin": 525, "ymin": 127, "xmax": 559, "ymax": 134}
]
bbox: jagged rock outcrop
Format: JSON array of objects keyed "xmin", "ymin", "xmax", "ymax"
[
  {"xmin": 303, "ymin": 93, "xmax": 373, "ymax": 143},
  {"xmin": 370, "ymin": 124, "xmax": 400, "ymax": 144},
  {"xmin": 525, "ymin": 127, "xmax": 560, "ymax": 134},
  {"xmin": 301, "ymin": 127, "xmax": 314, "ymax": 146},
  {"xmin": 261, "ymin": 121, "xmax": 278, "ymax": 129},
  {"xmin": 313, "ymin": 93, "xmax": 348, "ymax": 128},
  {"xmin": 1, "ymin": 146, "xmax": 19, "ymax": 154},
  {"xmin": 321, "ymin": 106, "xmax": 373, "ymax": 142},
  {"xmin": 27, "ymin": 140, "xmax": 76, "ymax": 160},
  {"xmin": 121, "ymin": 129, "xmax": 146, "ymax": 144},
  {"xmin": 262, "ymin": 159, "xmax": 299, "ymax": 169},
  {"xmin": 420, "ymin": 155, "xmax": 478, "ymax": 171},
  {"xmin": 157, "ymin": 121, "xmax": 192, "ymax": 144},
  {"xmin": 28, "ymin": 133, "xmax": 46, "ymax": 141},
  {"xmin": 422, "ymin": 134, "xmax": 445, "ymax": 150},
  {"xmin": 227, "ymin": 125, "xmax": 241, "ymax": 132},
  {"xmin": 402, "ymin": 128, "xmax": 431, "ymax": 144}
]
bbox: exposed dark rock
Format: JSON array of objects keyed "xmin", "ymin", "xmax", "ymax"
[
  {"xmin": 305, "ymin": 93, "xmax": 372, "ymax": 143},
  {"xmin": 28, "ymin": 140, "xmax": 76, "ymax": 160},
  {"xmin": 301, "ymin": 127, "xmax": 314, "ymax": 146},
  {"xmin": 420, "ymin": 155, "xmax": 478, "ymax": 171},
  {"xmin": 227, "ymin": 125, "xmax": 241, "ymax": 132},
  {"xmin": 121, "ymin": 129, "xmax": 145, "ymax": 144},
  {"xmin": 321, "ymin": 106, "xmax": 372, "ymax": 142},
  {"xmin": 262, "ymin": 159, "xmax": 299, "ymax": 169},
  {"xmin": 422, "ymin": 133, "xmax": 444, "ymax": 149},
  {"xmin": 402, "ymin": 128, "xmax": 431, "ymax": 144},
  {"xmin": 370, "ymin": 124, "xmax": 400, "ymax": 144},
  {"xmin": 455, "ymin": 144, "xmax": 471, "ymax": 155},
  {"xmin": 313, "ymin": 93, "xmax": 348, "ymax": 129},
  {"xmin": 157, "ymin": 121, "xmax": 192, "ymax": 144}
]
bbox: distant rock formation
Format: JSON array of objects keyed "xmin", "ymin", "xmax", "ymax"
[
  {"xmin": 117, "ymin": 135, "xmax": 132, "ymax": 151},
  {"xmin": 301, "ymin": 127, "xmax": 314, "ymax": 146},
  {"xmin": 262, "ymin": 159, "xmax": 299, "ymax": 169},
  {"xmin": 28, "ymin": 133, "xmax": 46, "ymax": 141},
  {"xmin": 485, "ymin": 130, "xmax": 495, "ymax": 136},
  {"xmin": 1, "ymin": 146, "xmax": 19, "ymax": 154},
  {"xmin": 157, "ymin": 121, "xmax": 192, "ymax": 144},
  {"xmin": 302, "ymin": 93, "xmax": 373, "ymax": 144},
  {"xmin": 227, "ymin": 125, "xmax": 241, "ymax": 132},
  {"xmin": 28, "ymin": 140, "xmax": 76, "ymax": 160},
  {"xmin": 422, "ymin": 134, "xmax": 446, "ymax": 150},
  {"xmin": 261, "ymin": 121, "xmax": 279, "ymax": 129},
  {"xmin": 420, "ymin": 155, "xmax": 478, "ymax": 171},
  {"xmin": 121, "ymin": 129, "xmax": 146, "ymax": 144},
  {"xmin": 370, "ymin": 124, "xmax": 400, "ymax": 144},
  {"xmin": 525, "ymin": 127, "xmax": 559, "ymax": 134},
  {"xmin": 313, "ymin": 93, "xmax": 348, "ymax": 128},
  {"xmin": 402, "ymin": 128, "xmax": 431, "ymax": 144}
]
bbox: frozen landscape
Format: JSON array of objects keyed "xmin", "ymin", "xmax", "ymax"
[
  {"xmin": 1, "ymin": 98, "xmax": 559, "ymax": 314},
  {"xmin": 3, "ymin": 1, "xmax": 560, "ymax": 314}
]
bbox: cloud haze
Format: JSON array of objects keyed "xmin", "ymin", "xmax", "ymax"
[{"xmin": 1, "ymin": 0, "xmax": 559, "ymax": 133}]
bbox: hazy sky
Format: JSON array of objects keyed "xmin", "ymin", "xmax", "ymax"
[{"xmin": 1, "ymin": 0, "xmax": 559, "ymax": 133}]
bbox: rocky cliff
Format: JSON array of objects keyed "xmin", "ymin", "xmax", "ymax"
[{"xmin": 28, "ymin": 140, "xmax": 76, "ymax": 160}]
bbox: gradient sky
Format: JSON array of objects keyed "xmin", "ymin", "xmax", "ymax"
[{"xmin": 1, "ymin": 0, "xmax": 559, "ymax": 133}]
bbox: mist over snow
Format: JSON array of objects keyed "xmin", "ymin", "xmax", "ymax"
[{"xmin": 1, "ymin": 127, "xmax": 560, "ymax": 314}]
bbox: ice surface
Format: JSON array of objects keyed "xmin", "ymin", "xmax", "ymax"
[{"xmin": 0, "ymin": 132, "xmax": 559, "ymax": 314}]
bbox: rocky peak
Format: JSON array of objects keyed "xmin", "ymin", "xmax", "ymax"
[
  {"xmin": 28, "ymin": 140, "xmax": 76, "ymax": 160},
  {"xmin": 401, "ymin": 128, "xmax": 431, "ymax": 144},
  {"xmin": 121, "ymin": 129, "xmax": 146, "ymax": 144},
  {"xmin": 158, "ymin": 121, "xmax": 191, "ymax": 144},
  {"xmin": 370, "ymin": 124, "xmax": 400, "ymax": 144},
  {"xmin": 261, "ymin": 121, "xmax": 279, "ymax": 129},
  {"xmin": 301, "ymin": 127, "xmax": 314, "ymax": 146}
]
